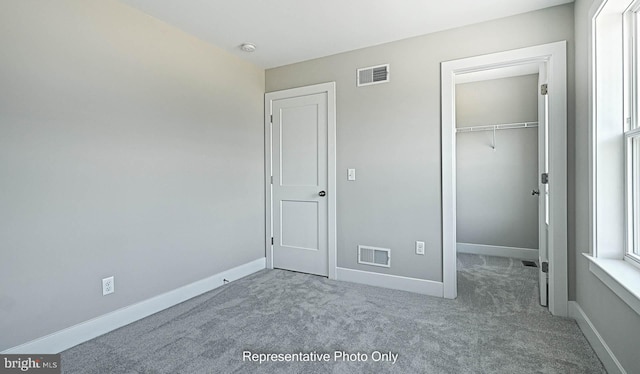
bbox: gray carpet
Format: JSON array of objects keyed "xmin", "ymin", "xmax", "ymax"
[{"xmin": 61, "ymin": 254, "xmax": 605, "ymax": 373}]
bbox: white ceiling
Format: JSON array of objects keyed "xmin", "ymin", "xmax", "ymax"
[{"xmin": 119, "ymin": 0, "xmax": 573, "ymax": 69}]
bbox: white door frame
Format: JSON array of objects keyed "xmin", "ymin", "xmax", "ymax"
[
  {"xmin": 264, "ymin": 82, "xmax": 337, "ymax": 279},
  {"xmin": 441, "ymin": 41, "xmax": 568, "ymax": 316}
]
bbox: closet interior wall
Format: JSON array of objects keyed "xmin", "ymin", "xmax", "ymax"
[{"xmin": 455, "ymin": 74, "xmax": 539, "ymax": 252}]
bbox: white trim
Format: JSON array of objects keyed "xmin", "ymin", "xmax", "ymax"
[
  {"xmin": 583, "ymin": 253, "xmax": 640, "ymax": 315},
  {"xmin": 264, "ymin": 82, "xmax": 337, "ymax": 279},
  {"xmin": 1, "ymin": 258, "xmax": 266, "ymax": 354},
  {"xmin": 265, "ymin": 92, "xmax": 274, "ymax": 270},
  {"xmin": 569, "ymin": 301, "xmax": 627, "ymax": 374},
  {"xmin": 589, "ymin": 0, "xmax": 605, "ymax": 257},
  {"xmin": 441, "ymin": 41, "xmax": 569, "ymax": 317},
  {"xmin": 456, "ymin": 243, "xmax": 538, "ymax": 261},
  {"xmin": 336, "ymin": 267, "xmax": 443, "ymax": 297},
  {"xmin": 327, "ymin": 83, "xmax": 337, "ymax": 280},
  {"xmin": 441, "ymin": 52, "xmax": 457, "ymax": 300}
]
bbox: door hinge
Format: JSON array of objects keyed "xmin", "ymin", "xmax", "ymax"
[
  {"xmin": 540, "ymin": 84, "xmax": 548, "ymax": 95},
  {"xmin": 271, "ymin": 237, "xmax": 274, "ymax": 245},
  {"xmin": 541, "ymin": 261, "xmax": 549, "ymax": 273},
  {"xmin": 541, "ymin": 173, "xmax": 549, "ymax": 184},
  {"xmin": 270, "ymin": 114, "xmax": 273, "ymax": 123},
  {"xmin": 270, "ymin": 176, "xmax": 273, "ymax": 184}
]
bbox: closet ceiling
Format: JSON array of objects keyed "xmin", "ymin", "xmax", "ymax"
[
  {"xmin": 456, "ymin": 64, "xmax": 540, "ymax": 84},
  {"xmin": 118, "ymin": 0, "xmax": 573, "ymax": 69}
]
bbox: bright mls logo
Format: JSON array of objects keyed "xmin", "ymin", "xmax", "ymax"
[{"xmin": 0, "ymin": 355, "xmax": 60, "ymax": 373}]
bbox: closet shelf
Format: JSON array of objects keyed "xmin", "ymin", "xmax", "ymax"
[
  {"xmin": 456, "ymin": 121, "xmax": 538, "ymax": 150},
  {"xmin": 455, "ymin": 121, "xmax": 538, "ymax": 133}
]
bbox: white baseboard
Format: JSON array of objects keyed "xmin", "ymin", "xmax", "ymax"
[
  {"xmin": 569, "ymin": 301, "xmax": 626, "ymax": 374},
  {"xmin": 336, "ymin": 267, "xmax": 443, "ymax": 297},
  {"xmin": 457, "ymin": 242, "xmax": 538, "ymax": 260},
  {"xmin": 2, "ymin": 257, "xmax": 266, "ymax": 354}
]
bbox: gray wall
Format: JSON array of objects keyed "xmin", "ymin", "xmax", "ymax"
[
  {"xmin": 266, "ymin": 4, "xmax": 574, "ymax": 281},
  {"xmin": 456, "ymin": 75, "xmax": 539, "ymax": 249},
  {"xmin": 574, "ymin": 0, "xmax": 640, "ymax": 371},
  {"xmin": 0, "ymin": 0, "xmax": 265, "ymax": 351}
]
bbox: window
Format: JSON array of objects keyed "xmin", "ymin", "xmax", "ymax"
[
  {"xmin": 588, "ymin": 0, "xmax": 640, "ymax": 317},
  {"xmin": 625, "ymin": 5, "xmax": 640, "ymax": 265}
]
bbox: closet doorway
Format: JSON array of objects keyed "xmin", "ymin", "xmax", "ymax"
[
  {"xmin": 440, "ymin": 42, "xmax": 568, "ymax": 317},
  {"xmin": 455, "ymin": 68, "xmax": 548, "ymax": 307}
]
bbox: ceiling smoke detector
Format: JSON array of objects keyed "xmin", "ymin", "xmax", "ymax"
[{"xmin": 240, "ymin": 43, "xmax": 256, "ymax": 52}]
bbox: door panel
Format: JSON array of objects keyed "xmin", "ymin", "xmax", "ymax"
[
  {"xmin": 281, "ymin": 105, "xmax": 319, "ymax": 186},
  {"xmin": 272, "ymin": 93, "xmax": 328, "ymax": 276},
  {"xmin": 281, "ymin": 200, "xmax": 319, "ymax": 250},
  {"xmin": 538, "ymin": 64, "xmax": 549, "ymax": 307}
]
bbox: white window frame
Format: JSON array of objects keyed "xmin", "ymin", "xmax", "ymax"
[
  {"xmin": 625, "ymin": 5, "xmax": 640, "ymax": 267},
  {"xmin": 587, "ymin": 0, "xmax": 640, "ymax": 316}
]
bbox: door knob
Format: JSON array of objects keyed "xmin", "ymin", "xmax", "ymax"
[
  {"xmin": 318, "ymin": 191, "xmax": 326, "ymax": 197},
  {"xmin": 532, "ymin": 189, "xmax": 540, "ymax": 196}
]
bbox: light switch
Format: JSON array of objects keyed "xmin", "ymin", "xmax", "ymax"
[{"xmin": 347, "ymin": 168, "xmax": 356, "ymax": 181}]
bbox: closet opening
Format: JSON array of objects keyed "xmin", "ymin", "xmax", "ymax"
[
  {"xmin": 454, "ymin": 65, "xmax": 550, "ymax": 310},
  {"xmin": 440, "ymin": 41, "xmax": 568, "ymax": 316}
]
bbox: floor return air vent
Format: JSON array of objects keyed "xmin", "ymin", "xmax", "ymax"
[{"xmin": 358, "ymin": 245, "xmax": 391, "ymax": 267}]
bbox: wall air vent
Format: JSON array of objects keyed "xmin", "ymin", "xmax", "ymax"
[
  {"xmin": 358, "ymin": 245, "xmax": 391, "ymax": 268},
  {"xmin": 357, "ymin": 64, "xmax": 390, "ymax": 87}
]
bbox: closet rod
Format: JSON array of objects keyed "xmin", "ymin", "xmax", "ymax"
[{"xmin": 455, "ymin": 121, "xmax": 538, "ymax": 133}]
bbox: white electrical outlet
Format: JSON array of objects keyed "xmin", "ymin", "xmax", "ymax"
[
  {"xmin": 416, "ymin": 241, "xmax": 425, "ymax": 255},
  {"xmin": 102, "ymin": 276, "xmax": 114, "ymax": 296}
]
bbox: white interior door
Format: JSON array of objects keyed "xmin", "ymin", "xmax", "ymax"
[
  {"xmin": 271, "ymin": 92, "xmax": 329, "ymax": 276},
  {"xmin": 538, "ymin": 65, "xmax": 550, "ymax": 307}
]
